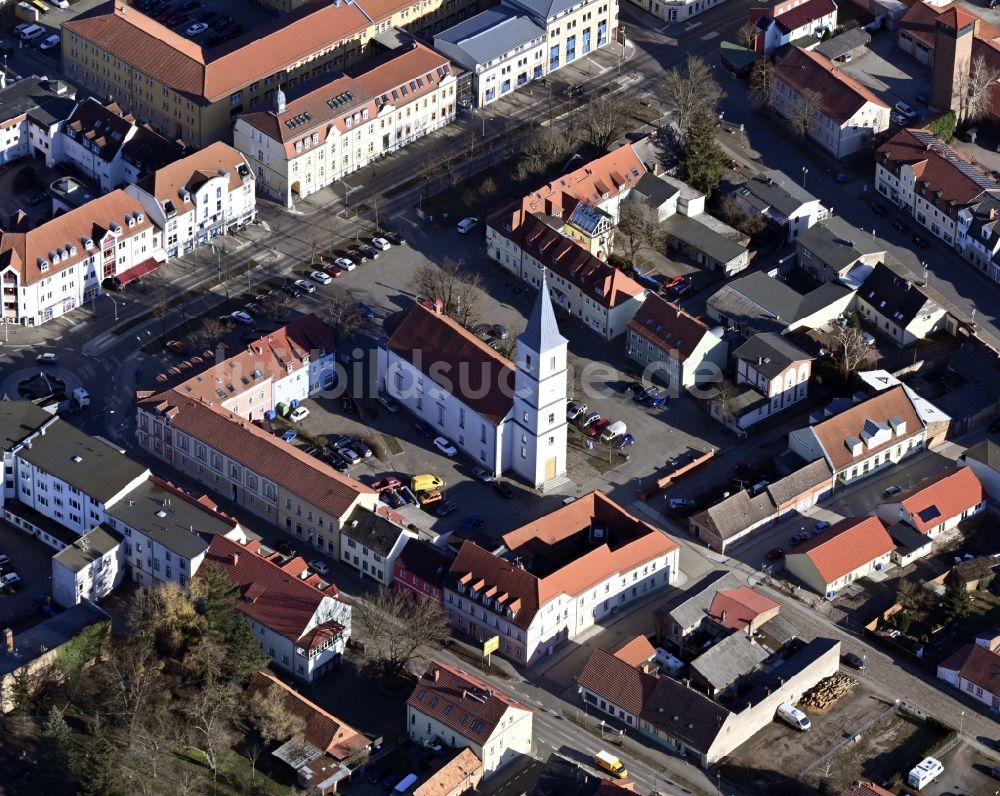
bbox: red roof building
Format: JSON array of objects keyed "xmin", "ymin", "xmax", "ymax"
[
  {"xmin": 878, "ymin": 465, "xmax": 986, "ymax": 537},
  {"xmin": 444, "ymin": 492, "xmax": 679, "ymax": 666},
  {"xmin": 784, "ymin": 516, "xmax": 895, "ymax": 596},
  {"xmin": 205, "ymin": 535, "xmax": 352, "ymax": 682},
  {"xmin": 613, "ymin": 635, "xmax": 657, "ymax": 668},
  {"xmin": 936, "ymin": 641, "xmax": 1000, "ymax": 711},
  {"xmin": 751, "ymin": 0, "xmax": 838, "ymax": 54},
  {"xmin": 707, "ymin": 586, "xmax": 780, "ymax": 632},
  {"xmin": 407, "ymin": 662, "xmax": 533, "ymax": 777}
]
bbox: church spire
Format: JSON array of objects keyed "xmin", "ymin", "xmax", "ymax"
[{"xmin": 519, "ymin": 272, "xmax": 567, "ymax": 354}]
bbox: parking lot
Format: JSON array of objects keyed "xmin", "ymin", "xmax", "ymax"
[{"xmin": 0, "ymin": 520, "xmax": 60, "ymax": 628}]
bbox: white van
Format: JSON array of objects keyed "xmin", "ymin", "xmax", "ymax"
[
  {"xmin": 600, "ymin": 420, "xmax": 627, "ymax": 443},
  {"xmin": 907, "ymin": 757, "xmax": 943, "ymax": 790},
  {"xmin": 393, "ymin": 773, "xmax": 418, "ymax": 794},
  {"xmin": 775, "ymin": 702, "xmax": 811, "ymax": 731},
  {"xmin": 18, "ymin": 23, "xmax": 45, "ymax": 41}
]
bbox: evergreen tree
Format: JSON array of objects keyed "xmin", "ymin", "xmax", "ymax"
[
  {"xmin": 33, "ymin": 707, "xmax": 75, "ymax": 792},
  {"xmin": 77, "ymin": 736, "xmax": 124, "ymax": 796},
  {"xmin": 942, "ymin": 581, "xmax": 972, "ymax": 623},
  {"xmin": 681, "ymin": 110, "xmax": 730, "ymax": 196}
]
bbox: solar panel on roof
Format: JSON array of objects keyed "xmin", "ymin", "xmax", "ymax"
[{"xmin": 917, "ymin": 505, "xmax": 941, "ymax": 523}]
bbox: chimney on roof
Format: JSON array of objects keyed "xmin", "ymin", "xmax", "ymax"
[
  {"xmin": 433, "ymin": 668, "xmax": 440, "ymax": 682},
  {"xmin": 721, "ymin": 609, "xmax": 728, "ymax": 623},
  {"xmin": 231, "ymin": 553, "xmax": 239, "ymax": 565},
  {"xmin": 990, "ymin": 207, "xmax": 996, "ymax": 221}
]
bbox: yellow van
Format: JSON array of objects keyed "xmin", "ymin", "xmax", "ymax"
[
  {"xmin": 31, "ymin": 0, "xmax": 50, "ymax": 13},
  {"xmin": 594, "ymin": 750, "xmax": 627, "ymax": 779},
  {"xmin": 411, "ymin": 474, "xmax": 446, "ymax": 493}
]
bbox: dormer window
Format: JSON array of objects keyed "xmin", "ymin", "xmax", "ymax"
[
  {"xmin": 127, "ymin": 217, "xmax": 136, "ymax": 227},
  {"xmin": 457, "ymin": 582, "xmax": 466, "ymax": 593},
  {"xmin": 68, "ymin": 245, "xmax": 78, "ymax": 256},
  {"xmin": 136, "ymin": 213, "xmax": 144, "ymax": 222}
]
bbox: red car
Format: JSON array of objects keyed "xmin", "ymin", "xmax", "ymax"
[
  {"xmin": 166, "ymin": 339, "xmax": 188, "ymax": 356},
  {"xmin": 322, "ymin": 264, "xmax": 343, "ymax": 277},
  {"xmin": 587, "ymin": 418, "xmax": 611, "ymax": 437},
  {"xmin": 371, "ymin": 475, "xmax": 402, "ymax": 493},
  {"xmin": 663, "ymin": 275, "xmax": 685, "ymax": 290},
  {"xmin": 766, "ymin": 547, "xmax": 785, "ymax": 561}
]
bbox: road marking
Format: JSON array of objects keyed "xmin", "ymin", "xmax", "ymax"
[
  {"xmin": 685, "ymin": 21, "xmax": 702, "ymax": 31},
  {"xmin": 700, "ymin": 30, "xmax": 718, "ymax": 40}
]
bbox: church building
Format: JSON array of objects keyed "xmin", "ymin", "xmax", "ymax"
[{"xmin": 377, "ymin": 282, "xmax": 568, "ymax": 490}]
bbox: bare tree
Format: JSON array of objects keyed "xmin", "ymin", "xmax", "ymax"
[
  {"xmin": 834, "ymin": 325, "xmax": 872, "ymax": 380},
  {"xmin": 247, "ymin": 685, "xmax": 307, "ymax": 746},
  {"xmin": 660, "ymin": 55, "xmax": 724, "ymax": 133},
  {"xmin": 958, "ymin": 53, "xmax": 1000, "ymax": 122},
  {"xmin": 579, "ymin": 93, "xmax": 632, "ymax": 150},
  {"xmin": 411, "ymin": 258, "xmax": 483, "ymax": 329},
  {"xmin": 320, "ymin": 286, "xmax": 363, "ymax": 342},
  {"xmin": 182, "ymin": 678, "xmax": 242, "ymax": 791},
  {"xmin": 615, "ymin": 202, "xmax": 666, "ymax": 264},
  {"xmin": 748, "ymin": 58, "xmax": 774, "ymax": 109},
  {"xmin": 737, "ymin": 21, "xmax": 758, "ymax": 51},
  {"xmin": 717, "ymin": 195, "xmax": 766, "ymax": 236},
  {"xmin": 712, "ymin": 379, "xmax": 740, "ymax": 427},
  {"xmin": 354, "ymin": 585, "xmax": 451, "ymax": 678},
  {"xmin": 95, "ymin": 639, "xmax": 165, "ymax": 740},
  {"xmin": 785, "ymin": 88, "xmax": 822, "ymax": 138},
  {"xmin": 514, "ymin": 127, "xmax": 577, "ymax": 183},
  {"xmin": 198, "ymin": 317, "xmax": 229, "ymax": 350}
]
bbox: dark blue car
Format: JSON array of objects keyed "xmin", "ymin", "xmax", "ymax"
[{"xmin": 413, "ymin": 420, "xmax": 434, "ymax": 438}]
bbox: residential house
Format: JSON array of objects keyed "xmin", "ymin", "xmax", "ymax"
[
  {"xmin": 206, "ymin": 535, "xmax": 352, "ymax": 682},
  {"xmin": 612, "ymin": 634, "xmax": 657, "ymax": 670},
  {"xmin": 51, "ymin": 98, "xmax": 183, "ymax": 193},
  {"xmin": 888, "ymin": 522, "xmax": 933, "ymax": 567},
  {"xmin": 784, "ymin": 516, "xmax": 895, "ymax": 596},
  {"xmin": 718, "ymin": 333, "xmax": 814, "ymax": 430},
  {"xmin": 0, "ymin": 76, "xmax": 77, "ymax": 167},
  {"xmin": 51, "ymin": 526, "xmax": 123, "ymax": 608},
  {"xmin": 578, "ymin": 638, "xmax": 841, "ymax": 767},
  {"xmin": 787, "ymin": 385, "xmax": 926, "ymax": 484},
  {"xmin": 234, "ymin": 43, "xmax": 456, "ymax": 207},
  {"xmin": 0, "ymin": 602, "xmax": 109, "ymax": 713},
  {"xmin": 855, "ymin": 262, "xmax": 947, "ymax": 346},
  {"xmin": 947, "ymin": 556, "xmax": 996, "ymax": 591},
  {"xmin": 394, "ymin": 538, "xmax": 455, "ymax": 604},
  {"xmin": 378, "ymin": 286, "xmax": 568, "ymax": 489},
  {"xmin": 103, "ymin": 475, "xmax": 248, "ymax": 591},
  {"xmin": 125, "ymin": 142, "xmax": 256, "ymax": 259},
  {"xmin": 169, "ymin": 314, "xmax": 338, "ymax": 420},
  {"xmin": 443, "ymin": 491, "xmax": 680, "ymax": 666},
  {"xmin": 339, "ymin": 506, "xmax": 416, "ymax": 584},
  {"xmin": 434, "ymin": 8, "xmax": 545, "ymax": 107},
  {"xmin": 706, "ymin": 271, "xmax": 854, "ymax": 338},
  {"xmin": 412, "ymin": 749, "xmax": 484, "ymax": 796},
  {"xmin": 959, "ymin": 439, "xmax": 1000, "ymax": 499},
  {"xmin": 626, "ymin": 0, "xmax": 727, "ymax": 24},
  {"xmin": 732, "ymin": 169, "xmax": 828, "ymax": 241},
  {"xmin": 62, "ymin": 0, "xmax": 482, "ymax": 146},
  {"xmin": 625, "ymin": 295, "xmax": 728, "ymax": 391},
  {"xmin": 0, "ymin": 402, "xmax": 149, "ymax": 538},
  {"xmin": 690, "ymin": 631, "xmax": 770, "ymax": 698},
  {"xmin": 0, "ymin": 189, "xmax": 160, "ymax": 325},
  {"xmin": 875, "ymin": 128, "xmax": 1000, "ymax": 277},
  {"xmin": 937, "ymin": 641, "xmax": 1000, "ymax": 712},
  {"xmin": 857, "ymin": 369, "xmax": 951, "ymax": 447},
  {"xmin": 246, "ymin": 670, "xmax": 369, "ymax": 789},
  {"xmin": 407, "ymin": 661, "xmax": 533, "ymax": 777},
  {"xmin": 771, "ymin": 47, "xmax": 889, "ymax": 159},
  {"xmin": 750, "ymin": 0, "xmax": 838, "ymax": 55},
  {"xmin": 135, "ymin": 390, "xmax": 380, "ymax": 557},
  {"xmin": 876, "ymin": 465, "xmax": 986, "ymax": 539},
  {"xmin": 795, "ymin": 216, "xmax": 885, "ymax": 286},
  {"xmin": 688, "ymin": 458, "xmax": 833, "ymax": 551}
]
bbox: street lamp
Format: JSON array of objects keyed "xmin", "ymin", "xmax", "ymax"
[
  {"xmin": 104, "ymin": 293, "xmax": 120, "ymax": 322},
  {"xmin": 801, "ymin": 166, "xmax": 808, "ymax": 187}
]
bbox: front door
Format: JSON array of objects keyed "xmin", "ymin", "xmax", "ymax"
[{"xmin": 545, "ymin": 456, "xmax": 557, "ymax": 481}]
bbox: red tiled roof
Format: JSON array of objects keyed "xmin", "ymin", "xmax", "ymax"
[
  {"xmin": 845, "ymin": 782, "xmax": 894, "ymax": 796},
  {"xmin": 772, "ymin": 0, "xmax": 837, "ymax": 34},
  {"xmin": 597, "ymin": 780, "xmax": 636, "ymax": 794},
  {"xmin": 613, "ymin": 635, "xmax": 656, "ymax": 667},
  {"xmin": 412, "ymin": 749, "xmax": 483, "ymax": 796},
  {"xmin": 135, "ymin": 141, "xmax": 251, "ymax": 203},
  {"xmin": 384, "ymin": 303, "xmax": 515, "ymax": 426},
  {"xmin": 774, "ymin": 47, "xmax": 889, "ymax": 125},
  {"xmin": 707, "ymin": 586, "xmax": 779, "ymax": 632},
  {"xmin": 522, "ymin": 146, "xmax": 645, "ymax": 219},
  {"xmin": 810, "ymin": 386, "xmax": 922, "ymax": 472},
  {"xmin": 407, "ymin": 661, "xmax": 532, "ymax": 746},
  {"xmin": 790, "ymin": 516, "xmax": 895, "ymax": 584},
  {"xmin": 577, "ymin": 647, "xmax": 658, "ymax": 716},
  {"xmin": 206, "ymin": 536, "xmax": 346, "ymax": 645},
  {"xmin": 247, "ymin": 671, "xmax": 368, "ymax": 760},
  {"xmin": 876, "ymin": 129, "xmax": 993, "ymax": 216},
  {"xmin": 898, "ymin": 466, "xmax": 985, "ymax": 534},
  {"xmin": 945, "ymin": 642, "xmax": 1000, "ymax": 695},
  {"xmin": 626, "ymin": 294, "xmax": 714, "ymax": 363},
  {"xmin": 137, "ymin": 389, "xmax": 375, "ymax": 518}
]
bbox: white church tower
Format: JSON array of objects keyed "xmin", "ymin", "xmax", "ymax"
[{"xmin": 511, "ymin": 275, "xmax": 568, "ymax": 490}]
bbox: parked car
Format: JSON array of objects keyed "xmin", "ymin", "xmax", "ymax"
[
  {"xmin": 891, "ymin": 219, "xmax": 909, "ymax": 233},
  {"xmin": 566, "ymin": 400, "xmax": 588, "ymax": 421},
  {"xmin": 646, "ymin": 392, "xmax": 668, "ymax": 408},
  {"xmin": 435, "ymin": 500, "xmax": 459, "ymax": 518},
  {"xmin": 789, "ymin": 532, "xmax": 809, "ymax": 547},
  {"xmin": 0, "ymin": 573, "xmax": 21, "ymax": 589},
  {"xmin": 842, "ymin": 652, "xmax": 866, "ymax": 671},
  {"xmin": 667, "ymin": 497, "xmax": 695, "ymax": 509},
  {"xmin": 38, "ymin": 34, "xmax": 60, "ymax": 51},
  {"xmin": 912, "ymin": 234, "xmax": 930, "ymax": 249},
  {"xmin": 882, "ymin": 484, "xmax": 902, "ymax": 497},
  {"xmin": 580, "ymin": 411, "xmax": 601, "ymax": 427},
  {"xmin": 280, "ymin": 430, "xmax": 297, "ymax": 443},
  {"xmin": 813, "ymin": 520, "xmax": 831, "ymax": 533},
  {"xmin": 348, "ymin": 439, "xmax": 373, "ymax": 458},
  {"xmin": 371, "ymin": 475, "xmax": 403, "ymax": 492},
  {"xmin": 185, "ymin": 21, "xmax": 208, "ymax": 35},
  {"xmin": 377, "ymin": 394, "xmax": 400, "ymax": 413},
  {"xmin": 294, "ymin": 278, "xmax": 316, "ymax": 294},
  {"xmin": 349, "ymin": 246, "xmax": 369, "ymax": 263},
  {"xmin": 357, "ymin": 244, "xmax": 379, "ymax": 259},
  {"xmin": 36, "ymin": 352, "xmax": 58, "ymax": 364},
  {"xmin": 889, "ymin": 110, "xmax": 908, "ymax": 126},
  {"xmin": 615, "ymin": 433, "xmax": 636, "ymax": 449},
  {"xmin": 336, "ymin": 445, "xmax": 362, "ymax": 465},
  {"xmin": 353, "ymin": 303, "xmax": 376, "ymax": 319},
  {"xmin": 333, "ymin": 256, "xmax": 356, "ymax": 272},
  {"xmin": 289, "ymin": 406, "xmax": 310, "ymax": 422},
  {"xmin": 493, "ymin": 480, "xmax": 514, "ymax": 499},
  {"xmin": 470, "ymin": 465, "xmax": 494, "ymax": 483},
  {"xmin": 275, "ymin": 540, "xmax": 297, "ymax": 556},
  {"xmin": 229, "ymin": 310, "xmax": 253, "ymax": 324},
  {"xmin": 663, "ymin": 275, "xmax": 685, "ymax": 290},
  {"xmin": 587, "ymin": 418, "xmax": 611, "ymax": 438},
  {"xmin": 309, "ymin": 560, "xmax": 330, "ymax": 576},
  {"xmin": 245, "ymin": 301, "xmax": 263, "ymax": 316},
  {"xmin": 413, "ymin": 420, "xmax": 434, "ymax": 438},
  {"xmin": 371, "ymin": 236, "xmax": 391, "ymax": 251},
  {"xmin": 894, "ymin": 100, "xmax": 918, "ymax": 120},
  {"xmin": 0, "ymin": 554, "xmax": 11, "ymax": 569},
  {"xmin": 309, "ymin": 270, "xmax": 332, "ymax": 285},
  {"xmin": 434, "ymin": 436, "xmax": 458, "ymax": 457},
  {"xmin": 456, "ymin": 217, "xmax": 478, "ymax": 234},
  {"xmin": 766, "ymin": 547, "xmax": 785, "ymax": 561},
  {"xmin": 384, "ymin": 231, "xmax": 406, "ymax": 245},
  {"xmin": 166, "ymin": 340, "xmax": 188, "ymax": 356}
]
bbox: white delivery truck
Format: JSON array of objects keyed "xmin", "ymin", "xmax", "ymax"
[
  {"xmin": 600, "ymin": 420, "xmax": 627, "ymax": 443},
  {"xmin": 775, "ymin": 703, "xmax": 811, "ymax": 731},
  {"xmin": 907, "ymin": 757, "xmax": 943, "ymax": 790}
]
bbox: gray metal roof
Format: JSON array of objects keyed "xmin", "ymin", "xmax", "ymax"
[
  {"xmin": 663, "ymin": 214, "xmax": 748, "ymax": 266},
  {"xmin": 0, "ymin": 402, "xmax": 148, "ymax": 504},
  {"xmin": 814, "ymin": 27, "xmax": 871, "ymax": 60},
  {"xmin": 105, "ymin": 478, "xmax": 239, "ymax": 559},
  {"xmin": 765, "ymin": 458, "xmax": 831, "ymax": 507},
  {"xmin": 435, "ymin": 8, "xmax": 545, "ymax": 67},
  {"xmin": 691, "ymin": 489, "xmax": 775, "ymax": 542},
  {"xmin": 0, "ymin": 601, "xmax": 108, "ymax": 678},
  {"xmin": 505, "ymin": 0, "xmax": 583, "ymax": 21},
  {"xmin": 520, "ymin": 273, "xmax": 567, "ymax": 354},
  {"xmin": 53, "ymin": 526, "xmax": 122, "ymax": 573},
  {"xmin": 342, "ymin": 506, "xmax": 410, "ymax": 556},
  {"xmin": 740, "ymin": 169, "xmax": 820, "ymax": 220},
  {"xmin": 691, "ymin": 632, "xmax": 770, "ymax": 691},
  {"xmin": 0, "ymin": 77, "xmax": 77, "ymax": 128},
  {"xmin": 733, "ymin": 332, "xmax": 814, "ymax": 378},
  {"xmin": 858, "ymin": 262, "xmax": 939, "ymax": 328},
  {"xmin": 796, "ymin": 216, "xmax": 885, "ymax": 272},
  {"xmin": 709, "ymin": 272, "xmax": 852, "ymax": 329},
  {"xmin": 962, "ymin": 439, "xmax": 1000, "ymax": 470},
  {"xmin": 667, "ymin": 571, "xmax": 744, "ymax": 630},
  {"xmin": 631, "ymin": 173, "xmax": 680, "ymax": 208}
]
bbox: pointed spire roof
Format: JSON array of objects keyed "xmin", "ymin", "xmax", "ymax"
[{"xmin": 519, "ymin": 274, "xmax": 567, "ymax": 354}]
